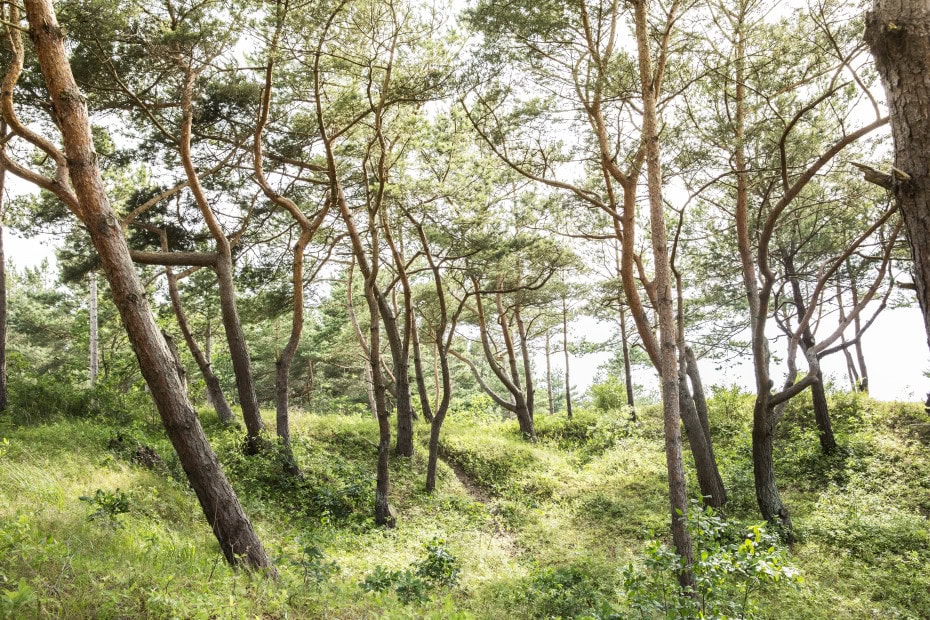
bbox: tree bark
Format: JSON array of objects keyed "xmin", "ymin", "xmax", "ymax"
[
  {"xmin": 679, "ymin": 354, "xmax": 727, "ymax": 508},
  {"xmin": 562, "ymin": 295, "xmax": 573, "ymax": 419},
  {"xmin": 620, "ymin": 304, "xmax": 636, "ymax": 419},
  {"xmin": 866, "ymin": 0, "xmax": 930, "ymax": 352},
  {"xmin": 166, "ymin": 269, "xmax": 234, "ymax": 424},
  {"xmin": 215, "ymin": 255, "xmax": 265, "ymax": 448},
  {"xmin": 89, "ymin": 271, "xmax": 98, "ymax": 386},
  {"xmin": 11, "ymin": 0, "xmax": 272, "ymax": 570},
  {"xmin": 545, "ymin": 331, "xmax": 554, "ymax": 415},
  {"xmin": 634, "ymin": 0, "xmax": 693, "ymax": 582},
  {"xmin": 785, "ymin": 255, "xmax": 837, "ymax": 453},
  {"xmin": 0, "ymin": 167, "xmax": 6, "ymax": 412}
]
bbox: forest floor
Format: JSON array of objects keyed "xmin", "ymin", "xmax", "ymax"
[{"xmin": 1, "ymin": 390, "xmax": 929, "ymax": 618}]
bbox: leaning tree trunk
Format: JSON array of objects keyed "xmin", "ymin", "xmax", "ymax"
[
  {"xmin": 17, "ymin": 0, "xmax": 272, "ymax": 570},
  {"xmin": 425, "ymin": 347, "xmax": 452, "ymax": 493},
  {"xmin": 166, "ymin": 268, "xmax": 234, "ymax": 424},
  {"xmin": 866, "ymin": 1, "xmax": 930, "ymax": 351},
  {"xmin": 214, "ymin": 256, "xmax": 265, "ymax": 446},
  {"xmin": 678, "ymin": 362, "xmax": 727, "ymax": 508},
  {"xmin": 0, "ymin": 167, "xmax": 7, "ymax": 412}
]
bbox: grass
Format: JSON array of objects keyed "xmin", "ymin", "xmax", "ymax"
[{"xmin": 0, "ymin": 389, "xmax": 928, "ymax": 618}]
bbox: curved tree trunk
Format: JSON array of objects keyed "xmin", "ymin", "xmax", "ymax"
[
  {"xmin": 866, "ymin": 1, "xmax": 930, "ymax": 351},
  {"xmin": 165, "ymin": 268, "xmax": 234, "ymax": 424},
  {"xmin": 10, "ymin": 0, "xmax": 272, "ymax": 570},
  {"xmin": 0, "ymin": 168, "xmax": 7, "ymax": 412}
]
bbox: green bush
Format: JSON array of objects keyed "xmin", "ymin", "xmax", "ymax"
[
  {"xmin": 623, "ymin": 503, "xmax": 801, "ymax": 619},
  {"xmin": 6, "ymin": 375, "xmax": 150, "ymax": 426},
  {"xmin": 360, "ymin": 538, "xmax": 461, "ymax": 605}
]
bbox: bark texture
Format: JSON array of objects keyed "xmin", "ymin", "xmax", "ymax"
[
  {"xmin": 14, "ymin": 0, "xmax": 271, "ymax": 570},
  {"xmin": 866, "ymin": 0, "xmax": 930, "ymax": 351},
  {"xmin": 634, "ymin": 0, "xmax": 693, "ymax": 581}
]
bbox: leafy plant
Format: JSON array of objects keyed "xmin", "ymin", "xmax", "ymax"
[
  {"xmin": 359, "ymin": 538, "xmax": 461, "ymax": 605},
  {"xmin": 79, "ymin": 488, "xmax": 130, "ymax": 523},
  {"xmin": 292, "ymin": 538, "xmax": 339, "ymax": 588},
  {"xmin": 623, "ymin": 503, "xmax": 802, "ymax": 619}
]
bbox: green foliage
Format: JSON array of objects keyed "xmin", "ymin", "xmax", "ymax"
[
  {"xmin": 518, "ymin": 563, "xmax": 610, "ymax": 619},
  {"xmin": 360, "ymin": 538, "xmax": 461, "ymax": 605},
  {"xmin": 0, "ymin": 579, "xmax": 37, "ymax": 619},
  {"xmin": 623, "ymin": 504, "xmax": 801, "ymax": 619},
  {"xmin": 589, "ymin": 376, "xmax": 629, "ymax": 414},
  {"xmin": 6, "ymin": 374, "xmax": 149, "ymax": 426},
  {"xmin": 79, "ymin": 488, "xmax": 131, "ymax": 523},
  {"xmin": 534, "ymin": 411, "xmax": 637, "ymax": 459}
]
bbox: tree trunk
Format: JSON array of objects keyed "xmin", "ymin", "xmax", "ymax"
[
  {"xmin": 89, "ymin": 271, "xmax": 98, "ymax": 386},
  {"xmin": 620, "ymin": 304, "xmax": 636, "ymax": 419},
  {"xmin": 15, "ymin": 0, "xmax": 272, "ymax": 570},
  {"xmin": 411, "ymin": 316, "xmax": 434, "ymax": 423},
  {"xmin": 545, "ymin": 331, "xmax": 554, "ymax": 415},
  {"xmin": 166, "ymin": 269, "xmax": 234, "ymax": 424},
  {"xmin": 0, "ymin": 168, "xmax": 7, "ymax": 412},
  {"xmin": 425, "ymin": 346, "xmax": 452, "ymax": 492},
  {"xmin": 634, "ymin": 0, "xmax": 693, "ymax": 582},
  {"xmin": 214, "ymin": 256, "xmax": 265, "ymax": 448},
  {"xmin": 752, "ymin": 398, "xmax": 793, "ymax": 534},
  {"xmin": 866, "ymin": 1, "xmax": 930, "ymax": 352},
  {"xmin": 367, "ymin": 281, "xmax": 395, "ymax": 527},
  {"xmin": 679, "ymin": 355, "xmax": 727, "ymax": 508},
  {"xmin": 785, "ymin": 258, "xmax": 837, "ymax": 454},
  {"xmin": 562, "ymin": 296, "xmax": 573, "ymax": 419}
]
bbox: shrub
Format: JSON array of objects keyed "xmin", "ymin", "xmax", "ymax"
[
  {"xmin": 79, "ymin": 488, "xmax": 131, "ymax": 524},
  {"xmin": 623, "ymin": 503, "xmax": 801, "ymax": 619},
  {"xmin": 359, "ymin": 538, "xmax": 461, "ymax": 605}
]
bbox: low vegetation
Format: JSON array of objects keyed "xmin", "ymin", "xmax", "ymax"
[{"xmin": 1, "ymin": 381, "xmax": 927, "ymax": 618}]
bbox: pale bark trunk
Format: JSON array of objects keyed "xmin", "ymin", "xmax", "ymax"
[
  {"xmin": 13, "ymin": 0, "xmax": 272, "ymax": 570},
  {"xmin": 634, "ymin": 0, "xmax": 692, "ymax": 581},
  {"xmin": 89, "ymin": 271, "xmax": 98, "ymax": 386}
]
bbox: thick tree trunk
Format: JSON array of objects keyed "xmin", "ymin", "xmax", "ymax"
[
  {"xmin": 752, "ymin": 398, "xmax": 793, "ymax": 534},
  {"xmin": 866, "ymin": 1, "xmax": 930, "ymax": 351},
  {"xmin": 16, "ymin": 0, "xmax": 272, "ymax": 570},
  {"xmin": 515, "ymin": 399, "xmax": 535, "ymax": 438},
  {"xmin": 634, "ymin": 0, "xmax": 692, "ymax": 582},
  {"xmin": 89, "ymin": 271, "xmax": 98, "ymax": 386},
  {"xmin": 0, "ymin": 169, "xmax": 7, "ymax": 412},
  {"xmin": 679, "ymin": 354, "xmax": 727, "ymax": 508},
  {"xmin": 166, "ymin": 269, "xmax": 234, "ymax": 424}
]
